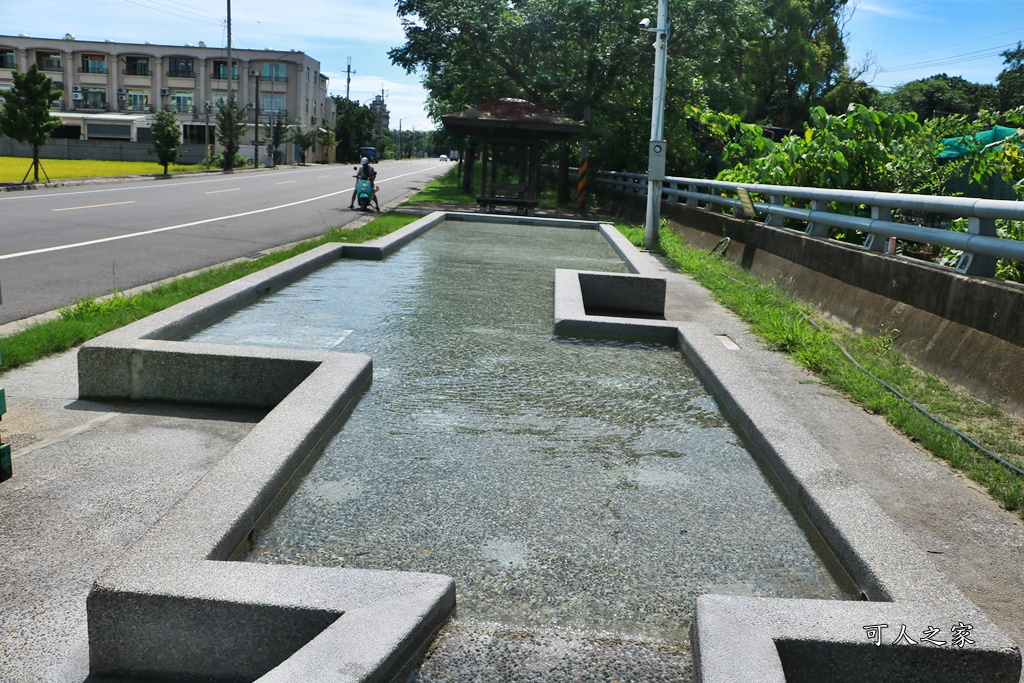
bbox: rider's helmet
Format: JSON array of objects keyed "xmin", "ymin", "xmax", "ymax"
[{"xmin": 360, "ymin": 157, "xmax": 369, "ymax": 165}]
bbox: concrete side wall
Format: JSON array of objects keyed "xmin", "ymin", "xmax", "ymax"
[
  {"xmin": 0, "ymin": 137, "xmax": 206, "ymax": 163},
  {"xmin": 602, "ymin": 196, "xmax": 1024, "ymax": 417}
]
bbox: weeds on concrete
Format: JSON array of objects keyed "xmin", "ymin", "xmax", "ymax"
[{"xmin": 617, "ymin": 222, "xmax": 1024, "ymax": 518}]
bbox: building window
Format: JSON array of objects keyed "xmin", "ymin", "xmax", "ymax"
[
  {"xmin": 305, "ymin": 66, "xmax": 309, "ymax": 83},
  {"xmin": 261, "ymin": 93, "xmax": 285, "ymax": 115},
  {"xmin": 35, "ymin": 51, "xmax": 61, "ymax": 72},
  {"xmin": 167, "ymin": 57, "xmax": 194, "ymax": 78},
  {"xmin": 262, "ymin": 61, "xmax": 286, "ymax": 82},
  {"xmin": 213, "ymin": 92, "xmax": 229, "ymax": 113},
  {"xmin": 83, "ymin": 87, "xmax": 106, "ymax": 110},
  {"xmin": 212, "ymin": 60, "xmax": 238, "ymax": 80},
  {"xmin": 124, "ymin": 56, "xmax": 150, "ymax": 76},
  {"xmin": 80, "ymin": 54, "xmax": 107, "ymax": 74},
  {"xmin": 127, "ymin": 89, "xmax": 150, "ymax": 112},
  {"xmin": 1, "ymin": 49, "xmax": 15, "ymax": 70},
  {"xmin": 170, "ymin": 91, "xmax": 193, "ymax": 113}
]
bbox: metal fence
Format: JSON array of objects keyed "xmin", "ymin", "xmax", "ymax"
[{"xmin": 586, "ymin": 170, "xmax": 1024, "ymax": 278}]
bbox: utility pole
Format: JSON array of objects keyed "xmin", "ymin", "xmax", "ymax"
[
  {"xmin": 377, "ymin": 85, "xmax": 385, "ymax": 154},
  {"xmin": 226, "ymin": 0, "xmax": 232, "ymax": 98},
  {"xmin": 344, "ymin": 57, "xmax": 354, "ymax": 100},
  {"xmin": 252, "ymin": 69, "xmax": 260, "ymax": 168}
]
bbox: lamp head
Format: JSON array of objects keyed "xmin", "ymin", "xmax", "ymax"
[{"xmin": 639, "ymin": 17, "xmax": 651, "ymax": 29}]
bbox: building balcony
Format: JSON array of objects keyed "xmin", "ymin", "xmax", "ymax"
[
  {"xmin": 79, "ymin": 65, "xmax": 108, "ymax": 75},
  {"xmin": 167, "ymin": 70, "xmax": 195, "ymax": 79},
  {"xmin": 123, "ymin": 66, "xmax": 151, "ymax": 77}
]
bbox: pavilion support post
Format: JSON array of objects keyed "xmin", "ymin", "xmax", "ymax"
[
  {"xmin": 529, "ymin": 141, "xmax": 540, "ymax": 199},
  {"xmin": 557, "ymin": 144, "xmax": 570, "ymax": 205}
]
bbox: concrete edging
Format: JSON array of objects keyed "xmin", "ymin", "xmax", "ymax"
[
  {"xmin": 78, "ymin": 212, "xmax": 460, "ymax": 681},
  {"xmin": 553, "ymin": 224, "xmax": 1022, "ymax": 681}
]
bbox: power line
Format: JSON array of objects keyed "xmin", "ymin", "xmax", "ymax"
[
  {"xmin": 122, "ymin": 0, "xmax": 221, "ymax": 26},
  {"xmin": 878, "ymin": 27, "xmax": 1024, "ymax": 61},
  {"xmin": 879, "ymin": 42, "xmax": 1017, "ymax": 75}
]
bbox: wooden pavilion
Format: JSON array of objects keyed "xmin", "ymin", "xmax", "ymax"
[{"xmin": 441, "ymin": 99, "xmax": 585, "ymax": 215}]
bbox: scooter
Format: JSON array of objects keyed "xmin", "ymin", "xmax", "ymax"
[{"xmin": 354, "ymin": 168, "xmax": 374, "ymax": 211}]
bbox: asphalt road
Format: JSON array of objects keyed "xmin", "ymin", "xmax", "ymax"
[{"xmin": 0, "ymin": 159, "xmax": 449, "ymax": 325}]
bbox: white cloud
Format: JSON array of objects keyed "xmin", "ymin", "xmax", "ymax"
[{"xmin": 852, "ymin": 1, "xmax": 928, "ymax": 20}]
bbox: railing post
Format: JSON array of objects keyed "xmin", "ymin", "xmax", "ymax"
[
  {"xmin": 805, "ymin": 199, "xmax": 830, "ymax": 237},
  {"xmin": 956, "ymin": 216, "xmax": 998, "ymax": 277},
  {"xmin": 686, "ymin": 184, "xmax": 698, "ymax": 207},
  {"xmin": 863, "ymin": 206, "xmax": 890, "ymax": 252},
  {"xmin": 764, "ymin": 194, "xmax": 784, "ymax": 227}
]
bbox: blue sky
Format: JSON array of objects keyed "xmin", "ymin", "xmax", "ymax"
[
  {"xmin": 2, "ymin": 0, "xmax": 1022, "ymax": 133},
  {"xmin": 844, "ymin": 0, "xmax": 1024, "ymax": 92}
]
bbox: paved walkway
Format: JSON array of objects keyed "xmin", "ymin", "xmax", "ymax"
[{"xmin": 0, "ymin": 213, "xmax": 1021, "ymax": 682}]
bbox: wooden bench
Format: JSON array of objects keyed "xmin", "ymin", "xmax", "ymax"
[{"xmin": 477, "ymin": 183, "xmax": 539, "ymax": 216}]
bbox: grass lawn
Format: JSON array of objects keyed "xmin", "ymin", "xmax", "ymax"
[{"xmin": 0, "ymin": 156, "xmax": 206, "ymax": 182}]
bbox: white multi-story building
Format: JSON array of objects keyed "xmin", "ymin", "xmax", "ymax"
[{"xmin": 0, "ymin": 33, "xmax": 333, "ymax": 155}]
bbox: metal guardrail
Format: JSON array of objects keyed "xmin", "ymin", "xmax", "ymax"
[{"xmin": 585, "ymin": 169, "xmax": 1024, "ymax": 278}]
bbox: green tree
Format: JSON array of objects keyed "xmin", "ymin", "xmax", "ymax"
[
  {"xmin": 736, "ymin": 0, "xmax": 853, "ymax": 128},
  {"xmin": 317, "ymin": 127, "xmax": 337, "ymax": 163},
  {"xmin": 150, "ymin": 109, "xmax": 182, "ymax": 176},
  {"xmin": 0, "ymin": 64, "xmax": 62, "ymax": 183},
  {"xmin": 215, "ymin": 94, "xmax": 247, "ymax": 171},
  {"xmin": 878, "ymin": 74, "xmax": 998, "ymax": 119},
  {"xmin": 390, "ymin": 0, "xmax": 758, "ymax": 175},
  {"xmin": 289, "ymin": 127, "xmax": 317, "ymax": 165},
  {"xmin": 334, "ymin": 97, "xmax": 377, "ymax": 162},
  {"xmin": 997, "ymin": 42, "xmax": 1024, "ymax": 111},
  {"xmin": 264, "ymin": 116, "xmax": 288, "ymax": 164}
]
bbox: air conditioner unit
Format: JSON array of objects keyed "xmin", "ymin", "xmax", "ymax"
[
  {"xmin": 71, "ymin": 85, "xmax": 82, "ymax": 92},
  {"xmin": 249, "ymin": 69, "xmax": 259, "ymax": 77},
  {"xmin": 72, "ymin": 92, "xmax": 83, "ymax": 100},
  {"xmin": 159, "ymin": 88, "xmax": 169, "ymax": 96},
  {"xmin": 116, "ymin": 87, "xmax": 127, "ymax": 94},
  {"xmin": 247, "ymin": 102, "xmax": 255, "ymax": 109},
  {"xmin": 117, "ymin": 94, "xmax": 126, "ymax": 101}
]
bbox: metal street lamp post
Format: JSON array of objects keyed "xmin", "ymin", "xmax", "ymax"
[{"xmin": 644, "ymin": 0, "xmax": 670, "ymax": 250}]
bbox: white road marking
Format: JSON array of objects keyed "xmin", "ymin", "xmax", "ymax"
[
  {"xmin": 0, "ymin": 166, "xmax": 437, "ymax": 261},
  {"xmin": 0, "ymin": 162, "xmax": 447, "ymax": 203},
  {"xmin": 205, "ymin": 188, "xmax": 241, "ymax": 194},
  {"xmin": 52, "ymin": 200, "xmax": 136, "ymax": 212}
]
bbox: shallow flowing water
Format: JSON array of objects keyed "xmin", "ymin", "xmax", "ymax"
[{"xmin": 188, "ymin": 220, "xmax": 853, "ymax": 678}]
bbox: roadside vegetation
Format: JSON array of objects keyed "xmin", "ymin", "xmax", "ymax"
[
  {"xmin": 617, "ymin": 222, "xmax": 1024, "ymax": 520},
  {"xmin": 0, "ymin": 157, "xmax": 205, "ymax": 182}
]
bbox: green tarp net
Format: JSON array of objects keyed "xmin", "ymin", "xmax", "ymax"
[{"xmin": 939, "ymin": 125, "xmax": 1022, "ymax": 159}]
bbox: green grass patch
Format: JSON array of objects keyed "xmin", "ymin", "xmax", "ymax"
[
  {"xmin": 618, "ymin": 222, "xmax": 1024, "ymax": 518},
  {"xmin": 0, "ymin": 156, "xmax": 206, "ymax": 182},
  {"xmin": 403, "ymin": 166, "xmax": 475, "ymax": 205}
]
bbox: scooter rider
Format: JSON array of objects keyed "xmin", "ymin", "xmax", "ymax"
[{"xmin": 349, "ymin": 157, "xmax": 380, "ymax": 211}]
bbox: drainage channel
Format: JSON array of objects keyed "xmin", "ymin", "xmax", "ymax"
[{"xmin": 187, "ymin": 220, "xmax": 856, "ymax": 680}]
